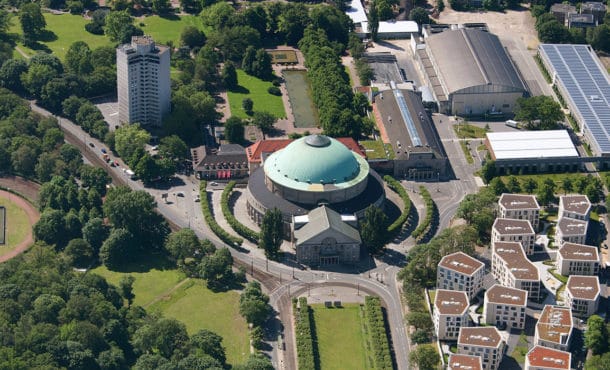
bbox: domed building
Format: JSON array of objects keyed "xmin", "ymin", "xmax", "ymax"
[{"xmin": 246, "ymin": 134, "xmax": 385, "ymax": 266}]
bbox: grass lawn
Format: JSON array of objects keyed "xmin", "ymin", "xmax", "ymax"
[
  {"xmin": 454, "ymin": 123, "xmax": 488, "ymax": 139},
  {"xmin": 510, "ymin": 332, "xmax": 529, "ymax": 364},
  {"xmin": 227, "ymin": 70, "xmax": 286, "ymax": 119},
  {"xmin": 150, "ymin": 279, "xmax": 249, "ymax": 366},
  {"xmin": 138, "ymin": 15, "xmax": 210, "ymax": 46},
  {"xmin": 427, "ymin": 289, "xmax": 436, "ymax": 304},
  {"xmin": 460, "ymin": 141, "xmax": 474, "ymax": 164},
  {"xmin": 91, "ymin": 261, "xmax": 249, "ymax": 366},
  {"xmin": 361, "ymin": 140, "xmax": 394, "ymax": 160},
  {"xmin": 0, "ymin": 195, "xmax": 31, "ymax": 256},
  {"xmin": 9, "ymin": 13, "xmax": 113, "ymax": 60},
  {"xmin": 312, "ymin": 304, "xmax": 368, "ymax": 370}
]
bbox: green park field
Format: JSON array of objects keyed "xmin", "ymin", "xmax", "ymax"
[
  {"xmin": 311, "ymin": 304, "xmax": 369, "ymax": 370},
  {"xmin": 0, "ymin": 195, "xmax": 31, "ymax": 256},
  {"xmin": 227, "ymin": 69, "xmax": 286, "ymax": 119},
  {"xmin": 9, "ymin": 13, "xmax": 206, "ymax": 60},
  {"xmin": 92, "ymin": 262, "xmax": 249, "ymax": 366}
]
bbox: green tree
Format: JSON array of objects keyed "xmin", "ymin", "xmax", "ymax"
[
  {"xmin": 252, "ymin": 49, "xmax": 272, "ymax": 80},
  {"xmin": 523, "ymin": 178, "xmax": 537, "ymax": 194},
  {"xmin": 242, "ymin": 98, "xmax": 253, "ymax": 114},
  {"xmin": 241, "ymin": 46, "xmax": 256, "ymax": 76},
  {"xmin": 34, "ymin": 209, "xmax": 66, "ymax": 246},
  {"xmin": 199, "ymin": 248, "xmax": 235, "ymax": 290},
  {"xmin": 259, "ymin": 208, "xmax": 283, "ymax": 260},
  {"xmin": 410, "ymin": 7, "xmax": 431, "ymax": 25},
  {"xmin": 133, "ymin": 318, "xmax": 189, "ymax": 358},
  {"xmin": 159, "ymin": 135, "xmax": 188, "ymax": 162},
  {"xmin": 538, "ymin": 20, "xmax": 572, "ymax": 44},
  {"xmin": 20, "ymin": 3, "xmax": 46, "ymax": 43},
  {"xmin": 406, "ymin": 311, "xmax": 433, "ymax": 332},
  {"xmin": 82, "ymin": 217, "xmax": 109, "ymax": 252},
  {"xmin": 239, "ymin": 281, "xmax": 270, "ymax": 327},
  {"xmin": 369, "ymin": 4, "xmax": 379, "ymax": 41},
  {"xmin": 224, "ymin": 116, "xmax": 244, "ymax": 144},
  {"xmin": 222, "ymin": 61, "xmax": 238, "ymax": 89},
  {"xmin": 0, "ymin": 59, "xmax": 28, "ymax": 92},
  {"xmin": 586, "ymin": 353, "xmax": 610, "ymax": 370},
  {"xmin": 480, "ymin": 161, "xmax": 496, "ymax": 184},
  {"xmin": 114, "ymin": 124, "xmax": 151, "ymax": 165},
  {"xmin": 64, "ymin": 238, "xmax": 94, "ymax": 267},
  {"xmin": 585, "ymin": 315, "xmax": 608, "ymax": 355},
  {"xmin": 21, "ymin": 64, "xmax": 58, "ymax": 99},
  {"xmin": 489, "ymin": 177, "xmax": 507, "ymax": 195},
  {"xmin": 252, "ymin": 111, "xmax": 276, "ymax": 133},
  {"xmin": 561, "ymin": 177, "xmax": 573, "ymax": 194},
  {"xmin": 237, "ymin": 353, "xmax": 274, "ymax": 370},
  {"xmin": 165, "ymin": 228, "xmax": 201, "ymax": 262},
  {"xmin": 180, "ymin": 26, "xmax": 206, "ymax": 48},
  {"xmin": 118, "ymin": 275, "xmax": 135, "ymax": 306},
  {"xmin": 506, "ymin": 176, "xmax": 521, "ymax": 193},
  {"xmin": 409, "ymin": 344, "xmax": 439, "ymax": 370},
  {"xmin": 201, "ymin": 1, "xmax": 235, "ymax": 30},
  {"xmin": 189, "ymin": 329, "xmax": 227, "ymax": 365},
  {"xmin": 536, "ymin": 181, "xmax": 555, "ymax": 206},
  {"xmin": 151, "ymin": 0, "xmax": 171, "ymax": 14},
  {"xmin": 66, "ymin": 41, "xmax": 93, "ymax": 76},
  {"xmin": 80, "ymin": 164, "xmax": 110, "ymax": 195},
  {"xmin": 515, "ymin": 95, "xmax": 563, "ymax": 130},
  {"xmin": 360, "ymin": 205, "xmax": 388, "ymax": 255},
  {"xmin": 99, "ymin": 228, "xmax": 134, "ymax": 268},
  {"xmin": 104, "ymin": 11, "xmax": 142, "ymax": 43},
  {"xmin": 590, "ymin": 24, "xmax": 610, "ymax": 52}
]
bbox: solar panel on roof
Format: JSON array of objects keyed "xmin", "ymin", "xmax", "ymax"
[{"xmin": 540, "ymin": 44, "xmax": 610, "ymax": 153}]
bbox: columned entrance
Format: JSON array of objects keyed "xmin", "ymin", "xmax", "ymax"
[{"xmin": 320, "ymin": 256, "xmax": 339, "ymax": 265}]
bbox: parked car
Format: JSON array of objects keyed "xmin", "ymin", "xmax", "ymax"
[
  {"xmin": 101, "ymin": 148, "xmax": 107, "ymax": 154},
  {"xmin": 176, "ymin": 191, "xmax": 185, "ymax": 197},
  {"xmin": 89, "ymin": 142, "xmax": 95, "ymax": 148}
]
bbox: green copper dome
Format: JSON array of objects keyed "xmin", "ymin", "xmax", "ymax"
[{"xmin": 264, "ymin": 135, "xmax": 368, "ymax": 187}]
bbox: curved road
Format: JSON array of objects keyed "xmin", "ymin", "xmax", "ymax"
[{"xmin": 31, "ymin": 102, "xmax": 411, "ymax": 370}]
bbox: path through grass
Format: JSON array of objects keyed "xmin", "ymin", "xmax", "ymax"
[
  {"xmin": 312, "ymin": 304, "xmax": 368, "ymax": 370},
  {"xmin": 0, "ymin": 195, "xmax": 31, "ymax": 255},
  {"xmin": 227, "ymin": 70, "xmax": 286, "ymax": 119}
]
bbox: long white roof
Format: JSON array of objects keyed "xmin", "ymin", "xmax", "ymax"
[
  {"xmin": 487, "ymin": 130, "xmax": 579, "ymax": 160},
  {"xmin": 346, "ymin": 0, "xmax": 418, "ymax": 34},
  {"xmin": 346, "ymin": 0, "xmax": 368, "ymax": 24}
]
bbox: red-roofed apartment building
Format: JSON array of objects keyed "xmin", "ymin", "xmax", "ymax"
[{"xmin": 525, "ymin": 345, "xmax": 571, "ymax": 370}]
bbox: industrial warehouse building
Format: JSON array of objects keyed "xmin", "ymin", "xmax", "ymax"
[
  {"xmin": 539, "ymin": 44, "xmax": 610, "ymax": 162},
  {"xmin": 485, "ymin": 130, "xmax": 581, "ymax": 174},
  {"xmin": 372, "ymin": 85, "xmax": 449, "ymax": 180},
  {"xmin": 418, "ymin": 28, "xmax": 528, "ymax": 116}
]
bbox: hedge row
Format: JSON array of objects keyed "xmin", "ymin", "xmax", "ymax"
[
  {"xmin": 383, "ymin": 175, "xmax": 412, "ymax": 235},
  {"xmin": 199, "ymin": 181, "xmax": 243, "ymax": 247},
  {"xmin": 294, "ymin": 297, "xmax": 316, "ymax": 370},
  {"xmin": 411, "ymin": 186, "xmax": 436, "ymax": 242},
  {"xmin": 364, "ymin": 296, "xmax": 393, "ymax": 370},
  {"xmin": 221, "ymin": 181, "xmax": 260, "ymax": 243}
]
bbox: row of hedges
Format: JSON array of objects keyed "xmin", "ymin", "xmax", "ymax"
[
  {"xmin": 383, "ymin": 175, "xmax": 412, "ymax": 235},
  {"xmin": 364, "ymin": 296, "xmax": 393, "ymax": 370},
  {"xmin": 221, "ymin": 181, "xmax": 260, "ymax": 243},
  {"xmin": 199, "ymin": 181, "xmax": 243, "ymax": 247},
  {"xmin": 293, "ymin": 297, "xmax": 317, "ymax": 370},
  {"xmin": 411, "ymin": 186, "xmax": 436, "ymax": 242}
]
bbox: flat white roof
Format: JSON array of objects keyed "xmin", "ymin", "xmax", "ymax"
[
  {"xmin": 487, "ymin": 130, "xmax": 579, "ymax": 160},
  {"xmin": 379, "ymin": 20, "xmax": 419, "ymax": 34},
  {"xmin": 346, "ymin": 0, "xmax": 368, "ymax": 24}
]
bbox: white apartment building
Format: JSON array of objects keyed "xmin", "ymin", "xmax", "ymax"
[
  {"xmin": 484, "ymin": 284, "xmax": 527, "ymax": 329},
  {"xmin": 448, "ymin": 354, "xmax": 483, "ymax": 370},
  {"xmin": 498, "ymin": 193, "xmax": 540, "ymax": 230},
  {"xmin": 558, "ymin": 195, "xmax": 591, "ymax": 221},
  {"xmin": 535, "ymin": 305, "xmax": 573, "ymax": 352},
  {"xmin": 458, "ymin": 327, "xmax": 505, "ymax": 370},
  {"xmin": 557, "ymin": 242, "xmax": 599, "ymax": 276},
  {"xmin": 525, "ymin": 345, "xmax": 571, "ymax": 370},
  {"xmin": 433, "ymin": 289, "xmax": 470, "ymax": 340},
  {"xmin": 555, "ymin": 217, "xmax": 588, "ymax": 247},
  {"xmin": 117, "ymin": 35, "xmax": 171, "ymax": 127},
  {"xmin": 437, "ymin": 252, "xmax": 485, "ymax": 300},
  {"xmin": 492, "ymin": 242, "xmax": 540, "ymax": 300},
  {"xmin": 492, "ymin": 218, "xmax": 535, "ymax": 255},
  {"xmin": 565, "ymin": 275, "xmax": 600, "ymax": 317}
]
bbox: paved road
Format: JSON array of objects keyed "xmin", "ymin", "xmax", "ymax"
[{"xmin": 31, "ymin": 102, "xmax": 412, "ymax": 370}]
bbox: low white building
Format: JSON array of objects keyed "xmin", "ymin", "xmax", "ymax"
[
  {"xmin": 448, "ymin": 354, "xmax": 483, "ymax": 370},
  {"xmin": 458, "ymin": 327, "xmax": 505, "ymax": 370},
  {"xmin": 559, "ymin": 195, "xmax": 591, "ymax": 221},
  {"xmin": 557, "ymin": 242, "xmax": 600, "ymax": 276},
  {"xmin": 555, "ymin": 217, "xmax": 588, "ymax": 247},
  {"xmin": 498, "ymin": 193, "xmax": 541, "ymax": 231},
  {"xmin": 484, "ymin": 284, "xmax": 527, "ymax": 329},
  {"xmin": 565, "ymin": 275, "xmax": 600, "ymax": 317},
  {"xmin": 535, "ymin": 305, "xmax": 573, "ymax": 351},
  {"xmin": 433, "ymin": 290, "xmax": 470, "ymax": 340},
  {"xmin": 492, "ymin": 218, "xmax": 535, "ymax": 255},
  {"xmin": 437, "ymin": 252, "xmax": 485, "ymax": 300},
  {"xmin": 525, "ymin": 345, "xmax": 571, "ymax": 370},
  {"xmin": 492, "ymin": 242, "xmax": 540, "ymax": 300}
]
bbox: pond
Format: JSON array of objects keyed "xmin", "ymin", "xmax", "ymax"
[{"xmin": 282, "ymin": 70, "xmax": 319, "ymax": 129}]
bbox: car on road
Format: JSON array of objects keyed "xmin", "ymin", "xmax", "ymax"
[
  {"xmin": 88, "ymin": 142, "xmax": 95, "ymax": 148},
  {"xmin": 210, "ymin": 182, "xmax": 218, "ymax": 186},
  {"xmin": 176, "ymin": 191, "xmax": 185, "ymax": 197},
  {"xmin": 101, "ymin": 148, "xmax": 107, "ymax": 154}
]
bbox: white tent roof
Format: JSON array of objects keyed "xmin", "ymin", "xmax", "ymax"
[{"xmin": 487, "ymin": 130, "xmax": 579, "ymax": 160}]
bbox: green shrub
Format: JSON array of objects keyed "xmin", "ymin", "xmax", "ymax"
[
  {"xmin": 411, "ymin": 186, "xmax": 437, "ymax": 242},
  {"xmin": 294, "ymin": 297, "xmax": 317, "ymax": 370},
  {"xmin": 267, "ymin": 86, "xmax": 281, "ymax": 96},
  {"xmin": 199, "ymin": 181, "xmax": 243, "ymax": 247},
  {"xmin": 364, "ymin": 296, "xmax": 393, "ymax": 370},
  {"xmin": 221, "ymin": 181, "xmax": 260, "ymax": 243},
  {"xmin": 383, "ymin": 175, "xmax": 412, "ymax": 236}
]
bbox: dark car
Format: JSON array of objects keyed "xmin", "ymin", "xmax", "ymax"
[
  {"xmin": 89, "ymin": 142, "xmax": 95, "ymax": 148},
  {"xmin": 101, "ymin": 148, "xmax": 107, "ymax": 154}
]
